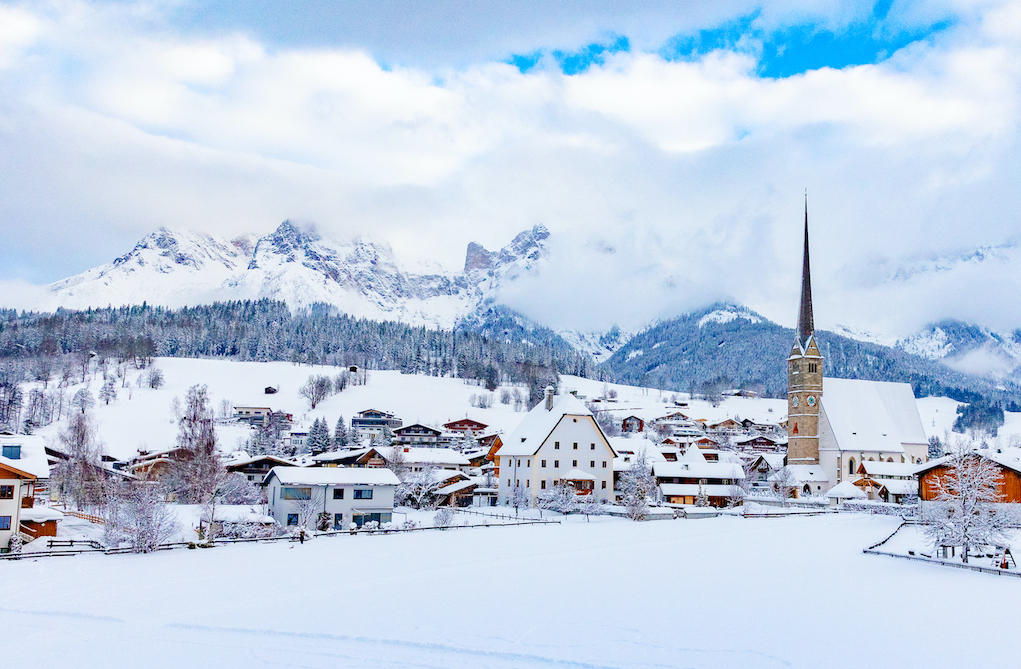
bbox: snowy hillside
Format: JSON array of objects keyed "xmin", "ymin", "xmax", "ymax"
[
  {"xmin": 40, "ymin": 221, "xmax": 550, "ymax": 329},
  {"xmin": 28, "ymin": 357, "xmax": 794, "ymax": 462}
]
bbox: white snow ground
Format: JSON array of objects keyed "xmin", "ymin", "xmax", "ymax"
[{"xmin": 2, "ymin": 513, "xmax": 1018, "ymax": 668}]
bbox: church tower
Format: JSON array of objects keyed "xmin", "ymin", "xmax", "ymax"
[{"xmin": 787, "ymin": 198, "xmax": 823, "ymax": 465}]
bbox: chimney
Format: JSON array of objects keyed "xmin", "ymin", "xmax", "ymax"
[{"xmin": 545, "ymin": 386, "xmax": 555, "ymax": 411}]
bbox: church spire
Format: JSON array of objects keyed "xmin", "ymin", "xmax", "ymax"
[{"xmin": 796, "ymin": 193, "xmax": 814, "ymax": 347}]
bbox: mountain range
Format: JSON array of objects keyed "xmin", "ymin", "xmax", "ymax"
[
  {"xmin": 42, "ymin": 221, "xmax": 548, "ymax": 330},
  {"xmin": 25, "ymin": 221, "xmax": 1021, "ymax": 397}
]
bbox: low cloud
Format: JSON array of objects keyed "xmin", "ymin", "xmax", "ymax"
[{"xmin": 1, "ymin": 1, "xmax": 1021, "ymax": 337}]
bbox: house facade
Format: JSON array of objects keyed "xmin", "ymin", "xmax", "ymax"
[
  {"xmin": 351, "ymin": 409, "xmax": 402, "ymax": 438},
  {"xmin": 497, "ymin": 388, "xmax": 617, "ymax": 505},
  {"xmin": 265, "ymin": 466, "xmax": 400, "ymax": 529}
]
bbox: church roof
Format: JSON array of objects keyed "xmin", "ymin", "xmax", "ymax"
[{"xmin": 821, "ymin": 378, "xmax": 927, "ymax": 453}]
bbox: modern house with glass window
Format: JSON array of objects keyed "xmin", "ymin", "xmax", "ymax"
[{"xmin": 264, "ymin": 466, "xmax": 400, "ymax": 529}]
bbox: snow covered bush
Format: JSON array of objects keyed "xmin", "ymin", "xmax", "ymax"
[
  {"xmin": 401, "ymin": 519, "xmax": 419, "ymax": 530},
  {"xmin": 7, "ymin": 534, "xmax": 23, "ymax": 554},
  {"xmin": 536, "ymin": 483, "xmax": 578, "ymax": 514},
  {"xmin": 433, "ymin": 507, "xmax": 455, "ymax": 528},
  {"xmin": 620, "ymin": 449, "xmax": 655, "ymax": 521}
]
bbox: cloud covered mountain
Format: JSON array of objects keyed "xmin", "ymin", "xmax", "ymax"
[{"xmin": 40, "ymin": 221, "xmax": 549, "ymax": 330}]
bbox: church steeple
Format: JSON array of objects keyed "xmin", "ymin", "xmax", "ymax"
[
  {"xmin": 796, "ymin": 195, "xmax": 814, "ymax": 349},
  {"xmin": 787, "ymin": 194, "xmax": 823, "ymax": 466}
]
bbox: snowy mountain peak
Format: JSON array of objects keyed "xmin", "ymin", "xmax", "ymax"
[{"xmin": 41, "ymin": 222, "xmax": 552, "ymax": 330}]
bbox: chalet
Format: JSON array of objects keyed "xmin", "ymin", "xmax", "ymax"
[
  {"xmin": 393, "ymin": 424, "xmax": 447, "ymax": 446},
  {"xmin": 287, "ymin": 431, "xmax": 309, "ymax": 451},
  {"xmin": 497, "ymin": 388, "xmax": 617, "ymax": 505},
  {"xmin": 848, "ymin": 460, "xmax": 919, "ymax": 503},
  {"xmin": 747, "ymin": 453, "xmax": 785, "ymax": 482},
  {"xmin": 126, "ymin": 447, "xmax": 191, "ymax": 480},
  {"xmin": 0, "ymin": 436, "xmax": 50, "ymax": 551},
  {"xmin": 621, "ymin": 416, "xmax": 645, "ymax": 433},
  {"xmin": 429, "ymin": 470, "xmax": 478, "ymax": 507},
  {"xmin": 652, "ymin": 448, "xmax": 745, "ymax": 507},
  {"xmin": 917, "ymin": 447, "xmax": 1021, "ymax": 505},
  {"xmin": 480, "ymin": 434, "xmax": 503, "ymax": 474},
  {"xmin": 225, "ymin": 454, "xmax": 293, "ymax": 484},
  {"xmin": 443, "ymin": 418, "xmax": 489, "ymax": 436},
  {"xmin": 265, "ymin": 466, "xmax": 400, "ymax": 529},
  {"xmin": 233, "ymin": 406, "xmax": 293, "ymax": 428},
  {"xmin": 463, "ymin": 448, "xmax": 492, "ymax": 469},
  {"xmin": 708, "ymin": 419, "xmax": 743, "ymax": 435},
  {"xmin": 735, "ymin": 435, "xmax": 783, "ymax": 451},
  {"xmin": 351, "ymin": 409, "xmax": 402, "ymax": 437}
]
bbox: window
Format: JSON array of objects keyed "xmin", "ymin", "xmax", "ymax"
[
  {"xmin": 573, "ymin": 442, "xmax": 578, "ymax": 450},
  {"xmin": 590, "ymin": 443, "xmax": 595, "ymax": 450},
  {"xmin": 286, "ymin": 514, "xmax": 298, "ymax": 526},
  {"xmin": 527, "ymin": 460, "xmax": 530, "ymax": 467},
  {"xmin": 601, "ymin": 481, "xmax": 607, "ymax": 489},
  {"xmin": 572, "ymin": 460, "xmax": 577, "ymax": 467},
  {"xmin": 554, "ymin": 441, "xmax": 560, "ymax": 449},
  {"xmin": 333, "ymin": 488, "xmax": 344, "ymax": 500},
  {"xmin": 353, "ymin": 489, "xmax": 373, "ymax": 500},
  {"xmin": 0, "ymin": 485, "xmax": 12, "ymax": 499},
  {"xmin": 848, "ymin": 458, "xmax": 855, "ymax": 475},
  {"xmin": 1, "ymin": 444, "xmax": 21, "ymax": 459},
  {"xmin": 602, "ymin": 461, "xmax": 607, "ymax": 468},
  {"xmin": 541, "ymin": 480, "xmax": 546, "ymax": 490},
  {"xmin": 281, "ymin": 487, "xmax": 311, "ymax": 500},
  {"xmin": 554, "ymin": 460, "xmax": 559, "ymax": 468},
  {"xmin": 590, "ymin": 461, "xmax": 595, "ymax": 468},
  {"xmin": 517, "ymin": 459, "xmax": 521, "ymax": 467},
  {"xmin": 507, "ymin": 479, "xmax": 511, "ymax": 487},
  {"xmin": 526, "ymin": 480, "xmax": 529, "ymax": 487},
  {"xmin": 333, "ymin": 513, "xmax": 344, "ymax": 529},
  {"xmin": 541, "ymin": 460, "xmax": 546, "ymax": 468}
]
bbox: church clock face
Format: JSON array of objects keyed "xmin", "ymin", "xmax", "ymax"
[
  {"xmin": 791, "ymin": 396, "xmax": 799, "ymax": 408},
  {"xmin": 807, "ymin": 395, "xmax": 817, "ymax": 407}
]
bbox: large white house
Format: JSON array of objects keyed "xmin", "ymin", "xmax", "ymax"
[
  {"xmin": 496, "ymin": 388, "xmax": 617, "ymax": 505},
  {"xmin": 264, "ymin": 466, "xmax": 400, "ymax": 529}
]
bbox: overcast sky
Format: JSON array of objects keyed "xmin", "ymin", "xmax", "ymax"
[{"xmin": 1, "ymin": 0, "xmax": 1020, "ymax": 335}]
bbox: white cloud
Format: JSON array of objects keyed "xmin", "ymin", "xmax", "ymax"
[{"xmin": 1, "ymin": 0, "xmax": 1021, "ymax": 336}]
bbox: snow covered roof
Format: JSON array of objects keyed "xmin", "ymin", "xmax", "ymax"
[
  {"xmin": 499, "ymin": 393, "xmax": 610, "ymax": 457},
  {"xmin": 561, "ymin": 468, "xmax": 596, "ymax": 481},
  {"xmin": 770, "ymin": 465, "xmax": 829, "ymax": 484},
  {"xmin": 266, "ymin": 466, "xmax": 400, "ymax": 486},
  {"xmin": 0, "ymin": 434, "xmax": 50, "ymax": 479},
  {"xmin": 381, "ymin": 446, "xmax": 469, "ymax": 466},
  {"xmin": 860, "ymin": 478, "xmax": 918, "ymax": 495},
  {"xmin": 652, "ymin": 461, "xmax": 746, "ymax": 480},
  {"xmin": 916, "ymin": 447, "xmax": 1021, "ymax": 476},
  {"xmin": 821, "ymin": 378, "xmax": 927, "ymax": 454},
  {"xmin": 311, "ymin": 447, "xmax": 372, "ymax": 463},
  {"xmin": 434, "ymin": 479, "xmax": 477, "ymax": 496},
  {"xmin": 825, "ymin": 481, "xmax": 866, "ymax": 499},
  {"xmin": 752, "ymin": 453, "xmax": 786, "ymax": 470},
  {"xmin": 224, "ymin": 454, "xmax": 292, "ymax": 468},
  {"xmin": 20, "ymin": 507, "xmax": 65, "ymax": 522},
  {"xmin": 857, "ymin": 461, "xmax": 919, "ymax": 478}
]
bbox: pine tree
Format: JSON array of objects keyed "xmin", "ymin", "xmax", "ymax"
[{"xmin": 333, "ymin": 415, "xmax": 348, "ymax": 450}]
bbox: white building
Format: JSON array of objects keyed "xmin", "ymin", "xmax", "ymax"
[
  {"xmin": 497, "ymin": 388, "xmax": 617, "ymax": 505},
  {"xmin": 818, "ymin": 378, "xmax": 929, "ymax": 490},
  {"xmin": 0, "ymin": 435, "xmax": 49, "ymax": 551},
  {"xmin": 652, "ymin": 447, "xmax": 746, "ymax": 506},
  {"xmin": 264, "ymin": 466, "xmax": 400, "ymax": 529}
]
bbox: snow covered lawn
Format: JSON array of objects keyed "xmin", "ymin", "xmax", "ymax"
[{"xmin": 3, "ymin": 513, "xmax": 1018, "ymax": 668}]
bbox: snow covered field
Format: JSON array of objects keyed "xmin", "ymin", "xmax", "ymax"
[{"xmin": 3, "ymin": 513, "xmax": 1018, "ymax": 669}]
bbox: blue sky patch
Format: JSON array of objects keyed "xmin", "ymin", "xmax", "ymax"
[{"xmin": 508, "ymin": 35, "xmax": 630, "ymax": 75}]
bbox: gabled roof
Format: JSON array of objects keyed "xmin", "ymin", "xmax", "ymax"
[
  {"xmin": 380, "ymin": 446, "xmax": 470, "ymax": 466},
  {"xmin": 821, "ymin": 378, "xmax": 927, "ymax": 453},
  {"xmin": 771, "ymin": 464, "xmax": 829, "ymax": 484},
  {"xmin": 916, "ymin": 447, "xmax": 1021, "ymax": 476},
  {"xmin": 652, "ymin": 460, "xmax": 745, "ymax": 480},
  {"xmin": 265, "ymin": 466, "xmax": 400, "ymax": 486},
  {"xmin": 395, "ymin": 423, "xmax": 442, "ymax": 436},
  {"xmin": 826, "ymin": 481, "xmax": 867, "ymax": 499},
  {"xmin": 856, "ymin": 460, "xmax": 919, "ymax": 478},
  {"xmin": 0, "ymin": 434, "xmax": 50, "ymax": 478},
  {"xmin": 855, "ymin": 477, "xmax": 917, "ymax": 496},
  {"xmin": 499, "ymin": 393, "xmax": 615, "ymax": 457}
]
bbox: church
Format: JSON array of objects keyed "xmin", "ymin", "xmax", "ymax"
[{"xmin": 786, "ymin": 203, "xmax": 929, "ymax": 494}]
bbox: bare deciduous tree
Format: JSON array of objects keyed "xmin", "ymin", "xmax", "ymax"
[{"xmin": 299, "ymin": 374, "xmax": 332, "ymax": 409}]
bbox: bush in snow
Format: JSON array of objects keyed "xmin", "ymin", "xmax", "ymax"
[
  {"xmin": 536, "ymin": 483, "xmax": 578, "ymax": 514},
  {"xmin": 433, "ymin": 507, "xmax": 455, "ymax": 528},
  {"xmin": 146, "ymin": 366, "xmax": 165, "ymax": 389},
  {"xmin": 7, "ymin": 533, "xmax": 23, "ymax": 554},
  {"xmin": 401, "ymin": 519, "xmax": 419, "ymax": 530},
  {"xmin": 619, "ymin": 448, "xmax": 655, "ymax": 521},
  {"xmin": 104, "ymin": 481, "xmax": 178, "ymax": 553}
]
